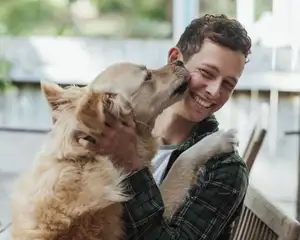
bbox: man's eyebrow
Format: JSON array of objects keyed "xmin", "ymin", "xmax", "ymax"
[{"xmin": 203, "ymin": 64, "xmax": 220, "ymax": 73}]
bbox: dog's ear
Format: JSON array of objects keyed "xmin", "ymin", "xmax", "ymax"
[
  {"xmin": 105, "ymin": 94, "xmax": 132, "ymax": 120},
  {"xmin": 76, "ymin": 91, "xmax": 106, "ymax": 133},
  {"xmin": 41, "ymin": 80, "xmax": 71, "ymax": 123},
  {"xmin": 76, "ymin": 91, "xmax": 132, "ymax": 133},
  {"xmin": 41, "ymin": 80, "xmax": 65, "ymax": 111}
]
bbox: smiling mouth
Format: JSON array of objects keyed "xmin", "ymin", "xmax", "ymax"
[{"xmin": 190, "ymin": 92, "xmax": 213, "ymax": 108}]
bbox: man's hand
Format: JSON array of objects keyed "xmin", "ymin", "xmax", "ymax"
[{"xmin": 78, "ymin": 111, "xmax": 142, "ymax": 172}]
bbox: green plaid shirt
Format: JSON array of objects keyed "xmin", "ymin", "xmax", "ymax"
[{"xmin": 122, "ymin": 115, "xmax": 249, "ymax": 240}]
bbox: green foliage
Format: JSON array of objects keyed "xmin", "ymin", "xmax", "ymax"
[
  {"xmin": 199, "ymin": 0, "xmax": 235, "ymax": 18},
  {"xmin": 255, "ymin": 0, "xmax": 272, "ymax": 20},
  {"xmin": 91, "ymin": 0, "xmax": 166, "ymax": 20},
  {"xmin": 0, "ymin": 0, "xmax": 168, "ymax": 36},
  {"xmin": 90, "ymin": 0, "xmax": 132, "ymax": 13},
  {"xmin": 135, "ymin": 0, "xmax": 165, "ymax": 20},
  {"xmin": 0, "ymin": 0, "xmax": 273, "ymax": 38},
  {"xmin": 0, "ymin": 58, "xmax": 12, "ymax": 91},
  {"xmin": 0, "ymin": 0, "xmax": 68, "ymax": 35}
]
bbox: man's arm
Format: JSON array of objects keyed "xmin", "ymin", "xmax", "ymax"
[{"xmin": 122, "ymin": 151, "xmax": 249, "ymax": 240}]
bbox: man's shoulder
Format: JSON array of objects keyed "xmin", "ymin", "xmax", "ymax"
[
  {"xmin": 204, "ymin": 150, "xmax": 249, "ymax": 192},
  {"xmin": 208, "ymin": 149, "xmax": 248, "ymax": 174},
  {"xmin": 218, "ymin": 149, "xmax": 245, "ymax": 165}
]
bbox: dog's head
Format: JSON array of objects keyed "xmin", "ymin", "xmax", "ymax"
[
  {"xmin": 41, "ymin": 61, "xmax": 189, "ymax": 158},
  {"xmin": 87, "ymin": 60, "xmax": 189, "ymax": 127}
]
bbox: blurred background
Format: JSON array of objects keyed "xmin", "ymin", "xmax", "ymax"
[{"xmin": 1, "ymin": 0, "xmax": 300, "ymax": 238}]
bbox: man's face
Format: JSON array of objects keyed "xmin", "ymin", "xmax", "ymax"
[{"xmin": 168, "ymin": 38, "xmax": 246, "ymax": 122}]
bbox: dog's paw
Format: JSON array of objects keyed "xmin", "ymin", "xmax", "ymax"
[
  {"xmin": 180, "ymin": 128, "xmax": 239, "ymax": 168},
  {"xmin": 201, "ymin": 128, "xmax": 239, "ymax": 155},
  {"xmin": 215, "ymin": 128, "xmax": 239, "ymax": 153}
]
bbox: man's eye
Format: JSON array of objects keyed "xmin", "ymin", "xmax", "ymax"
[
  {"xmin": 145, "ymin": 71, "xmax": 152, "ymax": 81},
  {"xmin": 200, "ymin": 69, "xmax": 214, "ymax": 79},
  {"xmin": 223, "ymin": 81, "xmax": 234, "ymax": 90}
]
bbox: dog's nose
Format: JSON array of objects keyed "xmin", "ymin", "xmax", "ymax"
[{"xmin": 173, "ymin": 60, "xmax": 184, "ymax": 67}]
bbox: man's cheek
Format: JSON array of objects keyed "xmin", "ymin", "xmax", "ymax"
[{"xmin": 189, "ymin": 71, "xmax": 202, "ymax": 85}]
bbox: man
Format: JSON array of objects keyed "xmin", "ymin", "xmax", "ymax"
[{"xmin": 81, "ymin": 14, "xmax": 251, "ymax": 239}]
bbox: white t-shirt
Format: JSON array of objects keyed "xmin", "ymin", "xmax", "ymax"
[{"xmin": 151, "ymin": 144, "xmax": 177, "ymax": 185}]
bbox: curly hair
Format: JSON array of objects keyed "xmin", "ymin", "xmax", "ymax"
[{"xmin": 176, "ymin": 14, "xmax": 252, "ymax": 62}]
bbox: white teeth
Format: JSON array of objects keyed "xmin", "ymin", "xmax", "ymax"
[{"xmin": 192, "ymin": 94, "xmax": 212, "ymax": 108}]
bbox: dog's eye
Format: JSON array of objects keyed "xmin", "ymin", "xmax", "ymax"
[{"xmin": 144, "ymin": 71, "xmax": 152, "ymax": 81}]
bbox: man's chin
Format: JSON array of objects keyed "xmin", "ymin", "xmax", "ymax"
[
  {"xmin": 184, "ymin": 108, "xmax": 211, "ymax": 123},
  {"xmin": 185, "ymin": 104, "xmax": 211, "ymax": 122}
]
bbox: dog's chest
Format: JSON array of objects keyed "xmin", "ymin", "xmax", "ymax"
[{"xmin": 58, "ymin": 203, "xmax": 123, "ymax": 240}]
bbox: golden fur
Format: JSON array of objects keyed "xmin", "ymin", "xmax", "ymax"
[{"xmin": 10, "ymin": 61, "xmax": 190, "ymax": 240}]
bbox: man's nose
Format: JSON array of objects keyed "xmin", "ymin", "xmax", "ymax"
[{"xmin": 205, "ymin": 80, "xmax": 221, "ymax": 99}]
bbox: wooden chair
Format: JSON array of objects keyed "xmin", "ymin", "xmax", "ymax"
[
  {"xmin": 242, "ymin": 103, "xmax": 268, "ymax": 171},
  {"xmin": 233, "ymin": 185, "xmax": 300, "ymax": 240},
  {"xmin": 231, "ymin": 103, "xmax": 300, "ymax": 239}
]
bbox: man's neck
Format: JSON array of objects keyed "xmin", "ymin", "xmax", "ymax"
[{"xmin": 152, "ymin": 107, "xmax": 196, "ymax": 146}]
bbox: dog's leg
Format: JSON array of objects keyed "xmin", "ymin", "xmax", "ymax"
[{"xmin": 159, "ymin": 129, "xmax": 238, "ymax": 219}]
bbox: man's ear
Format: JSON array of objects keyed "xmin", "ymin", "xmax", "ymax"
[{"xmin": 167, "ymin": 47, "xmax": 184, "ymax": 64}]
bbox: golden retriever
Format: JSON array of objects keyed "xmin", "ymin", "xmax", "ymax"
[{"xmin": 10, "ymin": 60, "xmax": 237, "ymax": 240}]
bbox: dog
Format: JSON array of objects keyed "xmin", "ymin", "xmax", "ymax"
[{"xmin": 10, "ymin": 60, "xmax": 237, "ymax": 239}]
